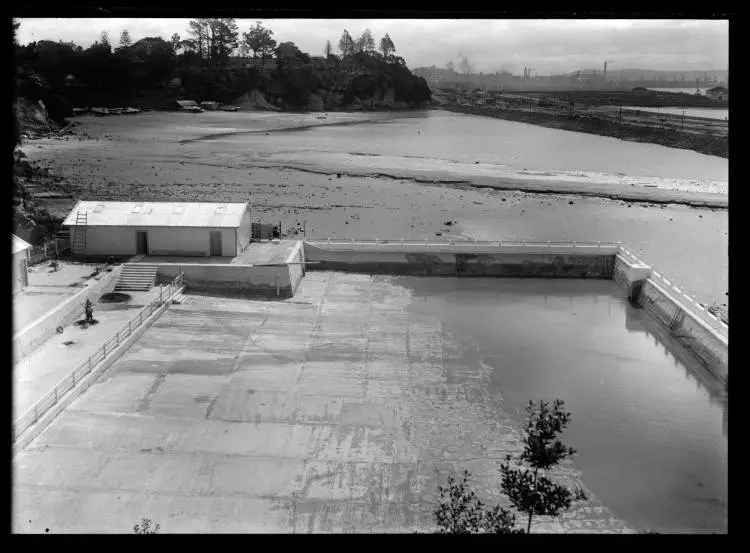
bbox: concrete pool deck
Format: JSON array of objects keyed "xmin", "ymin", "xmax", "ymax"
[
  {"xmin": 133, "ymin": 240, "xmax": 297, "ymax": 266},
  {"xmin": 13, "ymin": 272, "xmax": 633, "ymax": 534},
  {"xmin": 13, "ymin": 289, "xmax": 162, "ymax": 421},
  {"xmin": 14, "ymin": 261, "xmax": 103, "ymax": 333}
]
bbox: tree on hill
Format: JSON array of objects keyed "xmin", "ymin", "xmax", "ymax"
[
  {"xmin": 338, "ymin": 30, "xmax": 354, "ymax": 58},
  {"xmin": 180, "ymin": 38, "xmax": 197, "ymax": 54},
  {"xmin": 360, "ymin": 29, "xmax": 375, "ymax": 53},
  {"xmin": 323, "ymin": 39, "xmax": 333, "ymax": 58},
  {"xmin": 187, "ymin": 18, "xmax": 211, "ymax": 59},
  {"xmin": 242, "ymin": 21, "xmax": 277, "ymax": 65},
  {"xmin": 128, "ymin": 37, "xmax": 177, "ymax": 86},
  {"xmin": 276, "ymin": 42, "xmax": 303, "ymax": 62},
  {"xmin": 379, "ymin": 34, "xmax": 395, "ymax": 58},
  {"xmin": 170, "ymin": 33, "xmax": 181, "ymax": 54},
  {"xmin": 119, "ymin": 30, "xmax": 132, "ymax": 50},
  {"xmin": 206, "ymin": 18, "xmax": 238, "ymax": 70},
  {"xmin": 99, "ymin": 31, "xmax": 111, "ymax": 50},
  {"xmin": 238, "ymin": 41, "xmax": 250, "ymax": 61}
]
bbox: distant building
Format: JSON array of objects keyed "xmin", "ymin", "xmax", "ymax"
[
  {"xmin": 12, "ymin": 234, "xmax": 32, "ymax": 294},
  {"xmin": 705, "ymin": 86, "xmax": 728, "ymax": 101},
  {"xmin": 62, "ymin": 201, "xmax": 253, "ymax": 257}
]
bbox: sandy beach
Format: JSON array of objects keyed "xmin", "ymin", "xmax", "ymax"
[{"xmin": 22, "ymin": 110, "xmax": 727, "ymax": 308}]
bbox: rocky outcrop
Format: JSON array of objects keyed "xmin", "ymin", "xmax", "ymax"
[
  {"xmin": 381, "ymin": 88, "xmax": 396, "ymax": 108},
  {"xmin": 307, "ymin": 93, "xmax": 324, "ymax": 112},
  {"xmin": 235, "ymin": 89, "xmax": 279, "ymax": 111}
]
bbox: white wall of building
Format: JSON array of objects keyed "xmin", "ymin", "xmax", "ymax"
[
  {"xmin": 149, "ymin": 227, "xmax": 211, "ymax": 256},
  {"xmin": 221, "ymin": 229, "xmax": 236, "ymax": 257},
  {"xmin": 67, "ymin": 226, "xmax": 137, "ymax": 256},
  {"xmin": 237, "ymin": 208, "xmax": 252, "ymax": 253},
  {"xmin": 66, "ymin": 226, "xmax": 239, "ymax": 257},
  {"xmin": 13, "ymin": 250, "xmax": 28, "ymax": 294}
]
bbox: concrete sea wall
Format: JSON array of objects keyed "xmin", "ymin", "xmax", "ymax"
[
  {"xmin": 155, "ymin": 263, "xmax": 292, "ymax": 297},
  {"xmin": 13, "ymin": 265, "xmax": 123, "ymax": 363},
  {"xmin": 635, "ymin": 279, "xmax": 728, "ymax": 383},
  {"xmin": 615, "ymin": 252, "xmax": 727, "ymax": 383},
  {"xmin": 304, "ymin": 243, "xmax": 615, "ymax": 278},
  {"xmin": 286, "ymin": 241, "xmax": 306, "ymax": 295}
]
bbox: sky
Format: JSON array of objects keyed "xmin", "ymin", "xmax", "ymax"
[{"xmin": 15, "ymin": 18, "xmax": 728, "ymax": 75}]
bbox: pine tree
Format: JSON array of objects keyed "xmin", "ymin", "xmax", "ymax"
[
  {"xmin": 500, "ymin": 399, "xmax": 579, "ymax": 534},
  {"xmin": 338, "ymin": 30, "xmax": 354, "ymax": 57},
  {"xmin": 119, "ymin": 30, "xmax": 132, "ymax": 49}
]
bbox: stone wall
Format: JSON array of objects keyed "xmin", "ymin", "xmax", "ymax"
[
  {"xmin": 155, "ymin": 263, "xmax": 292, "ymax": 298},
  {"xmin": 304, "ymin": 244, "xmax": 615, "ymax": 278}
]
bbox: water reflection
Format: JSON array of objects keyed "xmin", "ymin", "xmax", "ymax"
[
  {"xmin": 396, "ymin": 276, "xmax": 727, "ymax": 533},
  {"xmin": 624, "ymin": 300, "xmax": 727, "ymax": 438}
]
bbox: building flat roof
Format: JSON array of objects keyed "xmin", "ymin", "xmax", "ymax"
[
  {"xmin": 12, "ymin": 234, "xmax": 33, "ymax": 255},
  {"xmin": 62, "ymin": 201, "xmax": 248, "ymax": 228}
]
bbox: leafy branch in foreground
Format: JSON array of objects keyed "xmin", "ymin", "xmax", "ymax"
[
  {"xmin": 434, "ymin": 470, "xmax": 523, "ymax": 534},
  {"xmin": 434, "ymin": 398, "xmax": 587, "ymax": 534},
  {"xmin": 133, "ymin": 517, "xmax": 160, "ymax": 534},
  {"xmin": 500, "ymin": 399, "xmax": 578, "ymax": 533}
]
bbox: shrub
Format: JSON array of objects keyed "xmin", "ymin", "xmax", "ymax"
[
  {"xmin": 133, "ymin": 517, "xmax": 160, "ymax": 534},
  {"xmin": 500, "ymin": 399, "xmax": 578, "ymax": 533},
  {"xmin": 434, "ymin": 470, "xmax": 523, "ymax": 534}
]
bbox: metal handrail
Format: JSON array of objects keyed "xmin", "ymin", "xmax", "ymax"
[
  {"xmin": 307, "ymin": 238, "xmax": 623, "ymax": 248},
  {"xmin": 12, "ymin": 272, "xmax": 184, "ymax": 443}
]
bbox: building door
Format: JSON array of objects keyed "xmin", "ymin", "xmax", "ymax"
[
  {"xmin": 210, "ymin": 231, "xmax": 222, "ymax": 256},
  {"xmin": 136, "ymin": 231, "xmax": 148, "ymax": 254}
]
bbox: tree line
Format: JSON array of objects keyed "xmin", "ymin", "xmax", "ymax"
[{"xmin": 13, "ymin": 19, "xmax": 430, "ymax": 118}]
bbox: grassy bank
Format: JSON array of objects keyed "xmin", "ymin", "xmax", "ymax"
[{"xmin": 439, "ymin": 104, "xmax": 728, "ymax": 159}]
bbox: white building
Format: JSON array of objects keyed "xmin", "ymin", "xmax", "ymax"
[
  {"xmin": 62, "ymin": 201, "xmax": 252, "ymax": 258},
  {"xmin": 12, "ymin": 234, "xmax": 32, "ymax": 294},
  {"xmin": 705, "ymin": 86, "xmax": 728, "ymax": 101}
]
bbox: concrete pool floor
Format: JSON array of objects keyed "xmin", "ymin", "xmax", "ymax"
[{"xmin": 13, "ymin": 272, "xmax": 639, "ymax": 534}]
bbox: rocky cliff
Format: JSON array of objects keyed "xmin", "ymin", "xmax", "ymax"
[{"xmin": 231, "ymin": 53, "xmax": 431, "ymax": 112}]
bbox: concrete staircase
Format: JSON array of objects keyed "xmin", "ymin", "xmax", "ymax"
[{"xmin": 115, "ymin": 264, "xmax": 157, "ymax": 292}]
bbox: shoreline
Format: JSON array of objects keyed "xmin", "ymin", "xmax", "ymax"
[
  {"xmin": 242, "ymin": 161, "xmax": 727, "ymax": 210},
  {"xmin": 437, "ymin": 104, "xmax": 728, "ymax": 159},
  {"xmin": 15, "ymin": 110, "xmax": 727, "ymax": 309}
]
